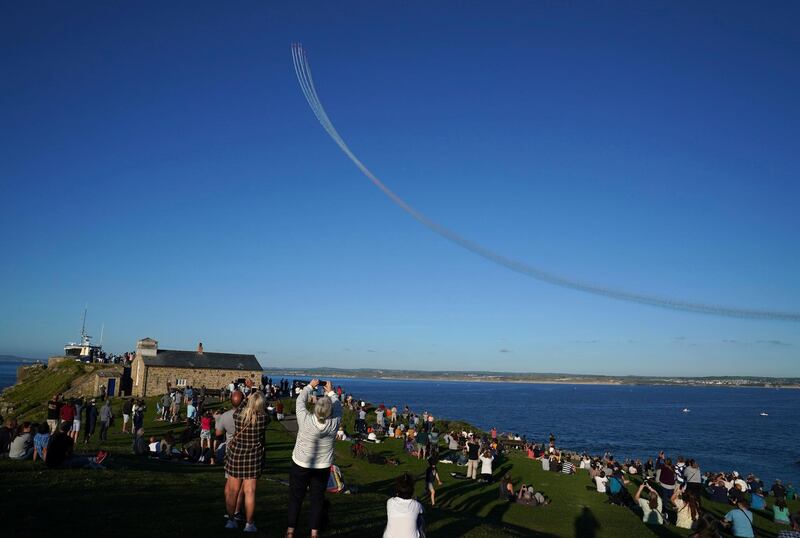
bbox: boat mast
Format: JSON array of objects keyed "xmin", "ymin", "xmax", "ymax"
[{"xmin": 80, "ymin": 306, "xmax": 88, "ymax": 339}]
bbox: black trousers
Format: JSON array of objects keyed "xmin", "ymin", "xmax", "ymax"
[
  {"xmin": 99, "ymin": 421, "xmax": 109, "ymax": 440},
  {"xmin": 83, "ymin": 421, "xmax": 96, "ymax": 442},
  {"xmin": 287, "ymin": 462, "xmax": 330, "ymax": 530}
]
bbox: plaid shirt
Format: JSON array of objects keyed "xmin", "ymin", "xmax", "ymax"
[{"xmin": 223, "ymin": 408, "xmax": 268, "ymax": 479}]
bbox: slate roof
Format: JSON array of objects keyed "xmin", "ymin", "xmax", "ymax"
[{"xmin": 145, "ymin": 349, "xmax": 262, "ymax": 371}]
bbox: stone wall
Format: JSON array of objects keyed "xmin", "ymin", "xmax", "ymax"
[
  {"xmin": 142, "ymin": 366, "xmax": 261, "ymax": 397},
  {"xmin": 16, "ymin": 363, "xmax": 45, "ymax": 384},
  {"xmin": 59, "ymin": 366, "xmax": 122, "ymax": 398},
  {"xmin": 48, "ymin": 356, "xmax": 72, "ymax": 368}
]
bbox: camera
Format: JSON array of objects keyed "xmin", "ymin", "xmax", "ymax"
[{"xmin": 317, "ymin": 380, "xmax": 328, "ymax": 388}]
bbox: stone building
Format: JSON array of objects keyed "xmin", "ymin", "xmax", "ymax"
[
  {"xmin": 131, "ymin": 338, "xmax": 262, "ymax": 397},
  {"xmin": 95, "ymin": 369, "xmax": 122, "ymax": 397}
]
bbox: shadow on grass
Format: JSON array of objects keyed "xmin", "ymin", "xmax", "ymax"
[
  {"xmin": 574, "ymin": 506, "xmax": 601, "ymax": 538},
  {"xmin": 429, "ymin": 503, "xmax": 561, "ymax": 538}
]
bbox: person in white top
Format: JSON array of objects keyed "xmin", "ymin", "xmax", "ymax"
[
  {"xmin": 479, "ymin": 450, "xmax": 494, "ymax": 482},
  {"xmin": 287, "ymin": 380, "xmax": 342, "ymax": 538},
  {"xmin": 595, "ymin": 471, "xmax": 609, "ymax": 493},
  {"xmin": 384, "ymin": 473, "xmax": 425, "ymax": 538}
]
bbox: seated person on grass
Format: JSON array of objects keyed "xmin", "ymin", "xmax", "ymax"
[
  {"xmin": 634, "ymin": 482, "xmax": 664, "ymax": 526},
  {"xmin": 773, "ymin": 498, "xmax": 791, "ymax": 526},
  {"xmin": 9, "ymin": 422, "xmax": 33, "ymax": 460},
  {"xmin": 721, "ymin": 499, "xmax": 755, "ymax": 538},
  {"xmin": 499, "ymin": 474, "xmax": 516, "ymax": 502},
  {"xmin": 608, "ymin": 471, "xmax": 633, "ymax": 507},
  {"xmin": 160, "ymin": 431, "xmax": 175, "ymax": 459},
  {"xmin": 133, "ymin": 428, "xmax": 148, "ymax": 456},
  {"xmin": 707, "ymin": 474, "xmax": 731, "ymax": 504},
  {"xmin": 32, "ymin": 422, "xmax": 50, "ymax": 462},
  {"xmin": 384, "ymin": 473, "xmax": 425, "ymax": 538},
  {"xmin": 45, "ymin": 422, "xmax": 107, "ymax": 469},
  {"xmin": 750, "ymin": 488, "xmax": 767, "ymax": 510},
  {"xmin": 594, "ymin": 471, "xmax": 609, "ymax": 493}
]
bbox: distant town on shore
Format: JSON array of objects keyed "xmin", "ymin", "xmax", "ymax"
[
  {"xmin": 262, "ymin": 366, "xmax": 800, "ymax": 389},
  {"xmin": 2, "ymin": 354, "xmax": 797, "ymax": 389}
]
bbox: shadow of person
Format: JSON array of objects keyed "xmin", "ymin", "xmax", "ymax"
[{"xmin": 574, "ymin": 506, "xmax": 600, "ymax": 538}]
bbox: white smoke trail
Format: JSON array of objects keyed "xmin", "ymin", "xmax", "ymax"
[{"xmin": 290, "ymin": 43, "xmax": 800, "ymax": 322}]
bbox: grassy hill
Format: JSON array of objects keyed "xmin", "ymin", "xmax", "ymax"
[
  {"xmin": 0, "ymin": 360, "xmax": 117, "ymax": 419},
  {"xmin": 1, "ymin": 369, "xmax": 797, "ymax": 536}
]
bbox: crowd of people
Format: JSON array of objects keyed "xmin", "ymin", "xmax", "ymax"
[
  {"xmin": 76, "ymin": 349, "xmax": 135, "ymax": 365},
  {"xmin": 1, "ymin": 393, "xmax": 109, "ymax": 469},
  {"xmin": 4, "ymin": 379, "xmax": 800, "ymax": 538},
  {"xmin": 502, "ymin": 434, "xmax": 800, "ymax": 538}
]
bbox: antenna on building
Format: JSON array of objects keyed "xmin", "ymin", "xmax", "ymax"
[{"xmin": 99, "ymin": 323, "xmax": 105, "ymax": 346}]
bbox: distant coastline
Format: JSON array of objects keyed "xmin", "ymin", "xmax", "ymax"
[{"xmin": 262, "ymin": 367, "xmax": 800, "ymax": 389}]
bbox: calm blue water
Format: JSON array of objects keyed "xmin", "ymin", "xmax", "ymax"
[
  {"xmin": 306, "ymin": 376, "xmax": 800, "ymax": 486},
  {"xmin": 0, "ymin": 361, "xmax": 25, "ymax": 392}
]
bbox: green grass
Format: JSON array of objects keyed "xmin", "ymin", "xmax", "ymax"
[
  {"xmin": 1, "ymin": 361, "xmax": 99, "ymax": 419},
  {"xmin": 2, "ymin": 370, "xmax": 798, "ymax": 536}
]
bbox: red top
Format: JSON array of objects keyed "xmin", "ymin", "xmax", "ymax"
[
  {"xmin": 60, "ymin": 404, "xmax": 75, "ymax": 421},
  {"xmin": 200, "ymin": 416, "xmax": 212, "ymax": 430}
]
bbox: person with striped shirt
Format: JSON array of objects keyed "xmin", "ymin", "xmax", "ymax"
[{"xmin": 562, "ymin": 458, "xmax": 576, "ymax": 475}]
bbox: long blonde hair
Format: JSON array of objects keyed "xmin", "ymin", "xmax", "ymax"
[{"xmin": 240, "ymin": 391, "xmax": 265, "ymax": 427}]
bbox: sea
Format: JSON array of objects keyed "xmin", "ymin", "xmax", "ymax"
[
  {"xmin": 308, "ymin": 376, "xmax": 800, "ymax": 486},
  {"xmin": 3, "ymin": 362, "xmax": 798, "ymax": 485},
  {"xmin": 0, "ymin": 360, "xmax": 37, "ymax": 392}
]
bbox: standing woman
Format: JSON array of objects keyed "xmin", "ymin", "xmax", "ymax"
[
  {"xmin": 224, "ymin": 391, "xmax": 268, "ymax": 533},
  {"xmin": 287, "ymin": 379, "xmax": 342, "ymax": 538},
  {"xmin": 684, "ymin": 459, "xmax": 703, "ymax": 498},
  {"xmin": 479, "ymin": 449, "xmax": 494, "ymax": 482},
  {"xmin": 657, "ymin": 458, "xmax": 676, "ymax": 508}
]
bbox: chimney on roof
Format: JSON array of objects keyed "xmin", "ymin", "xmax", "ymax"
[{"xmin": 198, "ymin": 342, "xmax": 204, "ymax": 354}]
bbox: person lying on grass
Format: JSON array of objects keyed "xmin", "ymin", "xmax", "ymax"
[{"xmin": 516, "ymin": 483, "xmax": 548, "ymax": 506}]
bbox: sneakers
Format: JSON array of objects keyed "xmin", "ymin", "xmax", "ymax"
[
  {"xmin": 95, "ymin": 450, "xmax": 108, "ymax": 465},
  {"xmin": 243, "ymin": 522, "xmax": 257, "ymax": 533},
  {"xmin": 224, "ymin": 518, "xmax": 238, "ymax": 530},
  {"xmin": 233, "ymin": 513, "xmax": 244, "ymax": 522}
]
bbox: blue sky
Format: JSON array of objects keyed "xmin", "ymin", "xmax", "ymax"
[{"xmin": 1, "ymin": 2, "xmax": 798, "ymax": 376}]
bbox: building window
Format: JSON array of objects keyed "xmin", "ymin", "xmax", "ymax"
[{"xmin": 176, "ymin": 378, "xmax": 187, "ymax": 387}]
